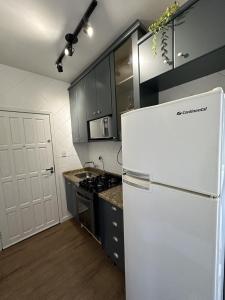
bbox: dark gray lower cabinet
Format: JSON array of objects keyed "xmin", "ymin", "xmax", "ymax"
[
  {"xmin": 65, "ymin": 178, "xmax": 78, "ymax": 221},
  {"xmin": 175, "ymin": 0, "xmax": 225, "ymax": 68},
  {"xmin": 97, "ymin": 197, "xmax": 124, "ymax": 271},
  {"xmin": 139, "ymin": 23, "xmax": 173, "ymax": 83}
]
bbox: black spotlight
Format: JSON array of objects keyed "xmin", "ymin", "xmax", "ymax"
[
  {"xmin": 57, "ymin": 62, "xmax": 63, "ymax": 73},
  {"xmin": 64, "ymin": 43, "xmax": 74, "ymax": 56},
  {"xmin": 64, "ymin": 34, "xmax": 78, "ymax": 56},
  {"xmin": 55, "ymin": 1, "xmax": 98, "ymax": 71}
]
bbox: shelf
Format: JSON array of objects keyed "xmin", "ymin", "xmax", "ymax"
[{"xmin": 117, "ymin": 75, "xmax": 133, "ymax": 86}]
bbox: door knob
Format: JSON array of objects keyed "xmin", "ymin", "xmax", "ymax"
[{"xmin": 46, "ymin": 167, "xmax": 54, "ymax": 174}]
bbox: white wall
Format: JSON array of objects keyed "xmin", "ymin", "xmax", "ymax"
[
  {"xmin": 159, "ymin": 70, "xmax": 225, "ymax": 104},
  {"xmin": 87, "ymin": 141, "xmax": 122, "ymax": 174},
  {"xmin": 0, "ymin": 64, "xmax": 82, "ymax": 222}
]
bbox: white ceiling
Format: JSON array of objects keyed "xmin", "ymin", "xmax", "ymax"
[{"xmin": 0, "ymin": 0, "xmax": 187, "ymax": 83}]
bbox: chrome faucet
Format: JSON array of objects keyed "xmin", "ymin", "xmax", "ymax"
[{"xmin": 84, "ymin": 161, "xmax": 95, "ymax": 168}]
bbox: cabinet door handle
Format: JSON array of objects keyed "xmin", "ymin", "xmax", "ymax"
[
  {"xmin": 177, "ymin": 52, "xmax": 189, "ymax": 58},
  {"xmin": 113, "ymin": 252, "xmax": 119, "ymax": 259},
  {"xmin": 113, "ymin": 236, "xmax": 119, "ymax": 243},
  {"xmin": 163, "ymin": 58, "xmax": 172, "ymax": 65},
  {"xmin": 112, "ymin": 221, "xmax": 118, "ymax": 227},
  {"xmin": 112, "ymin": 206, "xmax": 117, "ymax": 211},
  {"xmin": 46, "ymin": 167, "xmax": 54, "ymax": 174}
]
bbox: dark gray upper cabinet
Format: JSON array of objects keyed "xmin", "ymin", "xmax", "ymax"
[
  {"xmin": 69, "ymin": 57, "xmax": 112, "ymax": 143},
  {"xmin": 86, "ymin": 56, "xmax": 112, "ymax": 121},
  {"xmin": 139, "ymin": 24, "xmax": 173, "ymax": 83},
  {"xmin": 77, "ymin": 80, "xmax": 88, "ymax": 143},
  {"xmin": 95, "ymin": 56, "xmax": 112, "ymax": 118},
  {"xmin": 68, "ymin": 21, "xmax": 146, "ymax": 142},
  {"xmin": 70, "ymin": 80, "xmax": 88, "ymax": 144},
  {"xmin": 69, "ymin": 86, "xmax": 79, "ymax": 143},
  {"xmin": 85, "ymin": 69, "xmax": 97, "ymax": 120},
  {"xmin": 175, "ymin": 0, "xmax": 225, "ymax": 68}
]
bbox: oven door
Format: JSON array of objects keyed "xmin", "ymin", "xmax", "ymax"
[{"xmin": 76, "ymin": 191, "xmax": 96, "ymax": 235}]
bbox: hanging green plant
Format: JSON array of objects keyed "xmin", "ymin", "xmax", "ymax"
[{"xmin": 149, "ymin": 2, "xmax": 180, "ymax": 56}]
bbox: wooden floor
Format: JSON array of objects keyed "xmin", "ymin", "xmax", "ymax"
[{"xmin": 0, "ymin": 220, "xmax": 125, "ymax": 300}]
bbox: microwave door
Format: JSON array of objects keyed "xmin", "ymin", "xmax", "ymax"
[
  {"xmin": 89, "ymin": 116, "xmax": 112, "ymax": 139},
  {"xmin": 90, "ymin": 119, "xmax": 102, "ymax": 139}
]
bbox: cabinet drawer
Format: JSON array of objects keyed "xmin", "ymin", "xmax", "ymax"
[
  {"xmin": 98, "ymin": 197, "xmax": 124, "ymax": 270},
  {"xmin": 108, "ymin": 204, "xmax": 123, "ymax": 224},
  {"xmin": 109, "ymin": 219, "xmax": 124, "ymax": 237},
  {"xmin": 109, "ymin": 243, "xmax": 124, "ymax": 270},
  {"xmin": 104, "ymin": 233, "xmax": 124, "ymax": 269}
]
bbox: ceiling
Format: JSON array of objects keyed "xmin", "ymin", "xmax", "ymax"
[{"xmin": 0, "ymin": 0, "xmax": 187, "ymax": 83}]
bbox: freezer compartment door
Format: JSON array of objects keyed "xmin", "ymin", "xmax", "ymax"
[
  {"xmin": 123, "ymin": 181, "xmax": 223, "ymax": 300},
  {"xmin": 122, "ymin": 88, "xmax": 224, "ymax": 196}
]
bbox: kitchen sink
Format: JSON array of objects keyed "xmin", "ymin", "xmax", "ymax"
[{"xmin": 75, "ymin": 172, "xmax": 97, "ymax": 179}]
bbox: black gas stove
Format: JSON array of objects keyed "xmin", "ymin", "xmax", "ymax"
[
  {"xmin": 79, "ymin": 173, "xmax": 122, "ymax": 193},
  {"xmin": 77, "ymin": 173, "xmax": 121, "ymax": 238}
]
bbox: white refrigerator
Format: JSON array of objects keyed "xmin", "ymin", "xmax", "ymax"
[{"xmin": 121, "ymin": 88, "xmax": 225, "ymax": 300}]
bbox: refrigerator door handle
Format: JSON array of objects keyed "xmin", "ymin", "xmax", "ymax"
[
  {"xmin": 123, "ymin": 169, "xmax": 150, "ymax": 181},
  {"xmin": 123, "ymin": 174, "xmax": 150, "ymax": 190}
]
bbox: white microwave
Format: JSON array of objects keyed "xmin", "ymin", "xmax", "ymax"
[{"xmin": 89, "ymin": 116, "xmax": 113, "ymax": 139}]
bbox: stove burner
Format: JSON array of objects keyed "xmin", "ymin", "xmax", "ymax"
[{"xmin": 79, "ymin": 173, "xmax": 121, "ymax": 193}]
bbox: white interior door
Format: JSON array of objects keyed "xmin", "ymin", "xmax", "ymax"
[{"xmin": 0, "ymin": 111, "xmax": 59, "ymax": 249}]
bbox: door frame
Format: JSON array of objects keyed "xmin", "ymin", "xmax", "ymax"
[{"xmin": 0, "ymin": 107, "xmax": 62, "ymax": 250}]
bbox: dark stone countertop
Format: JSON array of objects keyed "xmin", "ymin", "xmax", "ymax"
[
  {"xmin": 98, "ymin": 185, "xmax": 123, "ymax": 209},
  {"xmin": 63, "ymin": 168, "xmax": 123, "ymax": 209},
  {"xmin": 63, "ymin": 167, "xmax": 104, "ymax": 185}
]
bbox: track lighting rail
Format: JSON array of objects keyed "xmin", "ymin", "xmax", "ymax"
[{"xmin": 56, "ymin": 0, "xmax": 98, "ymax": 72}]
